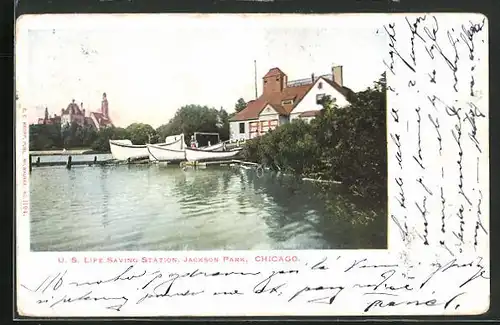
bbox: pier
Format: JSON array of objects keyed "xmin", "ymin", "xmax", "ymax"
[
  {"xmin": 29, "ymin": 154, "xmax": 122, "ymax": 170},
  {"xmin": 29, "ymin": 153, "xmax": 264, "ymax": 172}
]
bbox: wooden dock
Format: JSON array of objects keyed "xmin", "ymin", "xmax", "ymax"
[
  {"xmin": 29, "ymin": 154, "xmax": 148, "ymax": 171},
  {"xmin": 29, "ymin": 153, "xmax": 262, "ymax": 172}
]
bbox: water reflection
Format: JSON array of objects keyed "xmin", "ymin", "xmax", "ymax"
[{"xmin": 30, "ymin": 164, "xmax": 386, "ymax": 251}]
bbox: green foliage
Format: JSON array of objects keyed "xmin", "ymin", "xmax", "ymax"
[
  {"xmin": 234, "ymin": 97, "xmax": 247, "ymax": 113},
  {"xmin": 90, "ymin": 126, "xmax": 130, "ymax": 152},
  {"xmin": 29, "ymin": 123, "xmax": 63, "ymax": 150},
  {"xmin": 242, "ymin": 75, "xmax": 387, "ymax": 204},
  {"xmin": 126, "ymin": 123, "xmax": 160, "ymax": 145},
  {"xmin": 29, "ymin": 122, "xmax": 154, "ymax": 153},
  {"xmin": 156, "ymin": 104, "xmax": 230, "ymax": 146}
]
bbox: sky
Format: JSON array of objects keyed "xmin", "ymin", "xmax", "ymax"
[{"xmin": 16, "ymin": 14, "xmax": 388, "ymax": 128}]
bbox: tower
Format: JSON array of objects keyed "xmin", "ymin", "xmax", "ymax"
[
  {"xmin": 263, "ymin": 68, "xmax": 287, "ymax": 96},
  {"xmin": 44, "ymin": 107, "xmax": 49, "ymax": 121},
  {"xmin": 101, "ymin": 92, "xmax": 109, "ymax": 118}
]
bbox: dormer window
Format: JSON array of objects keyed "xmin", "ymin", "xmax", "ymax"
[{"xmin": 282, "ymin": 99, "xmax": 293, "ymax": 105}]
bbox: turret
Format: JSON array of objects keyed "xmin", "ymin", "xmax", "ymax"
[{"xmin": 101, "ymin": 92, "xmax": 109, "ymax": 118}]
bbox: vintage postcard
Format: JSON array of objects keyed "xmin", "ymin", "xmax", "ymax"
[{"xmin": 15, "ymin": 13, "xmax": 489, "ymax": 317}]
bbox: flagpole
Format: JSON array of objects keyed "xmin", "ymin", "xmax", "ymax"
[{"xmin": 254, "ymin": 60, "xmax": 258, "ymax": 99}]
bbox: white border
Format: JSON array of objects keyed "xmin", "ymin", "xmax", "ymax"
[{"xmin": 15, "ymin": 13, "xmax": 490, "ymax": 317}]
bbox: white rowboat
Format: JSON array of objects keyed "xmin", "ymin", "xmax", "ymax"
[
  {"xmin": 199, "ymin": 142, "xmax": 224, "ymax": 151},
  {"xmin": 185, "ymin": 147, "xmax": 242, "ymax": 162},
  {"xmin": 109, "ymin": 134, "xmax": 184, "ymax": 161},
  {"xmin": 146, "ymin": 144, "xmax": 186, "ymax": 162},
  {"xmin": 109, "ymin": 140, "xmax": 148, "ymax": 161}
]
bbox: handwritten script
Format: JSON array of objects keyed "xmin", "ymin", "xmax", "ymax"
[
  {"xmin": 385, "ymin": 13, "xmax": 488, "ymax": 257},
  {"xmin": 19, "ymin": 255, "xmax": 489, "ymax": 315}
]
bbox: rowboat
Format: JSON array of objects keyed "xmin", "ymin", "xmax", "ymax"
[
  {"xmin": 185, "ymin": 147, "xmax": 242, "ymax": 162},
  {"xmin": 109, "ymin": 134, "xmax": 184, "ymax": 161},
  {"xmin": 146, "ymin": 144, "xmax": 186, "ymax": 162},
  {"xmin": 109, "ymin": 140, "xmax": 148, "ymax": 161},
  {"xmin": 148, "ymin": 134, "xmax": 185, "ymax": 162},
  {"xmin": 199, "ymin": 142, "xmax": 224, "ymax": 151}
]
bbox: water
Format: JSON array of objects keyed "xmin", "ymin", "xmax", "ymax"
[{"xmin": 29, "ymin": 156, "xmax": 387, "ymax": 251}]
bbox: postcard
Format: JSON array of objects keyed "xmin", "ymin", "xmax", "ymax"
[{"xmin": 15, "ymin": 13, "xmax": 489, "ymax": 317}]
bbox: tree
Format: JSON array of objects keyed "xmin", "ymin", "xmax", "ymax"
[
  {"xmin": 216, "ymin": 107, "xmax": 230, "ymax": 141},
  {"xmin": 234, "ymin": 98, "xmax": 247, "ymax": 113},
  {"xmin": 156, "ymin": 104, "xmax": 229, "ymax": 145},
  {"xmin": 91, "ymin": 126, "xmax": 130, "ymax": 152},
  {"xmin": 126, "ymin": 123, "xmax": 159, "ymax": 145}
]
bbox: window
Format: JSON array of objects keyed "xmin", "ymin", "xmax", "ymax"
[
  {"xmin": 282, "ymin": 99, "xmax": 293, "ymax": 105},
  {"xmin": 316, "ymin": 93, "xmax": 325, "ymax": 104},
  {"xmin": 239, "ymin": 122, "xmax": 245, "ymax": 134},
  {"xmin": 318, "ymin": 82, "xmax": 323, "ymax": 89}
]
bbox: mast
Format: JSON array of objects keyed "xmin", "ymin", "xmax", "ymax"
[{"xmin": 254, "ymin": 60, "xmax": 258, "ymax": 99}]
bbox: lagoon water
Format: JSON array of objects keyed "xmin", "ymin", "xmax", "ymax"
[{"xmin": 29, "ymin": 154, "xmax": 386, "ymax": 251}]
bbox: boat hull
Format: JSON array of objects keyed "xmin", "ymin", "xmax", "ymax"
[
  {"xmin": 147, "ymin": 144, "xmax": 186, "ymax": 162},
  {"xmin": 185, "ymin": 148, "xmax": 241, "ymax": 162},
  {"xmin": 110, "ymin": 135, "xmax": 184, "ymax": 161},
  {"xmin": 109, "ymin": 140, "xmax": 148, "ymax": 161},
  {"xmin": 199, "ymin": 142, "xmax": 224, "ymax": 151}
]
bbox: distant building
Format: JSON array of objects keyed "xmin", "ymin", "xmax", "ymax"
[
  {"xmin": 89, "ymin": 93, "xmax": 113, "ymax": 130},
  {"xmin": 60, "ymin": 99, "xmax": 86, "ymax": 126},
  {"xmin": 37, "ymin": 92, "xmax": 114, "ymax": 130},
  {"xmin": 37, "ymin": 107, "xmax": 61, "ymax": 125},
  {"xmin": 229, "ymin": 65, "xmax": 353, "ymax": 140}
]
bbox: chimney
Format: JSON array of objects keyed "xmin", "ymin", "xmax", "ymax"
[
  {"xmin": 311, "ymin": 73, "xmax": 315, "ymax": 83},
  {"xmin": 332, "ymin": 65, "xmax": 343, "ymax": 87},
  {"xmin": 82, "ymin": 109, "xmax": 86, "ymax": 117}
]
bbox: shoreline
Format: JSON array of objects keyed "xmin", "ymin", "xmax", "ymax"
[{"xmin": 29, "ymin": 149, "xmax": 109, "ymax": 156}]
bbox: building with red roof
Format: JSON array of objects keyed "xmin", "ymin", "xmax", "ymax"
[
  {"xmin": 229, "ymin": 65, "xmax": 353, "ymax": 140},
  {"xmin": 89, "ymin": 93, "xmax": 113, "ymax": 130},
  {"xmin": 37, "ymin": 92, "xmax": 113, "ymax": 130}
]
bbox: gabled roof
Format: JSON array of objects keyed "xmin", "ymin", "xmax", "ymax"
[
  {"xmin": 230, "ymin": 83, "xmax": 312, "ymax": 121},
  {"xmin": 62, "ymin": 101, "xmax": 83, "ymax": 115},
  {"xmin": 230, "ymin": 67, "xmax": 354, "ymax": 122},
  {"xmin": 90, "ymin": 112, "xmax": 113, "ymax": 127},
  {"xmin": 320, "ymin": 77, "xmax": 354, "ymax": 98}
]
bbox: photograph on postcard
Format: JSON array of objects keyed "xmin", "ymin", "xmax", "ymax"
[
  {"xmin": 16, "ymin": 13, "xmax": 490, "ymax": 317},
  {"xmin": 22, "ymin": 15, "xmax": 388, "ymax": 252}
]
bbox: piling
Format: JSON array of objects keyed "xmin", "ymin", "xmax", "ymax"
[
  {"xmin": 29, "ymin": 154, "xmax": 32, "ymax": 172},
  {"xmin": 36, "ymin": 157, "xmax": 40, "ymax": 167},
  {"xmin": 93, "ymin": 156, "xmax": 97, "ymax": 165},
  {"xmin": 66, "ymin": 156, "xmax": 72, "ymax": 169}
]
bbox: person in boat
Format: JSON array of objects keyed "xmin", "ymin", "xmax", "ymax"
[{"xmin": 190, "ymin": 135, "xmax": 198, "ymax": 148}]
